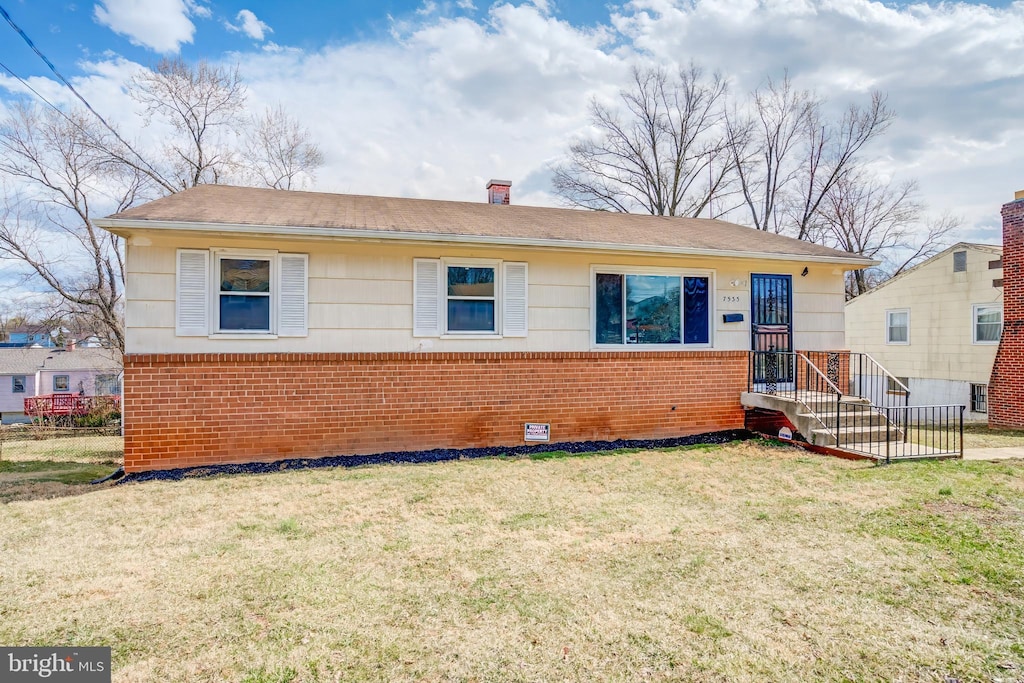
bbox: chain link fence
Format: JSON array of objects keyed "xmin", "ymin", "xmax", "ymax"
[{"xmin": 0, "ymin": 424, "xmax": 124, "ymax": 465}]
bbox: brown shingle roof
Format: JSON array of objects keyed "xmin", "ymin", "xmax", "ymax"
[
  {"xmin": 0, "ymin": 348, "xmax": 120, "ymax": 375},
  {"xmin": 99, "ymin": 185, "xmax": 871, "ymax": 265}
]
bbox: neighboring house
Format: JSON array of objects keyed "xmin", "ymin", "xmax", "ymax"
[
  {"xmin": 5, "ymin": 326, "xmax": 57, "ymax": 348},
  {"xmin": 844, "ymin": 243, "xmax": 1003, "ymax": 422},
  {"xmin": 0, "ymin": 348, "xmax": 122, "ymax": 424},
  {"xmin": 95, "ymin": 182, "xmax": 872, "ymax": 472}
]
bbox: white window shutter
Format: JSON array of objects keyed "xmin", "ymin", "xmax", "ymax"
[
  {"xmin": 278, "ymin": 253, "xmax": 308, "ymax": 336},
  {"xmin": 503, "ymin": 261, "xmax": 528, "ymax": 337},
  {"xmin": 413, "ymin": 258, "xmax": 442, "ymax": 337},
  {"xmin": 176, "ymin": 249, "xmax": 209, "ymax": 336}
]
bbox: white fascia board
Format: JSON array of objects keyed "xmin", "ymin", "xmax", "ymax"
[{"xmin": 95, "ymin": 218, "xmax": 879, "ymax": 268}]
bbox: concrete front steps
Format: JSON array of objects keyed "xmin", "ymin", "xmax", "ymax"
[
  {"xmin": 741, "ymin": 390, "xmax": 903, "ymax": 451},
  {"xmin": 741, "ymin": 390, "xmax": 960, "ymax": 460}
]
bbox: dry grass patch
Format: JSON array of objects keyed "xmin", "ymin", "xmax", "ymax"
[
  {"xmin": 962, "ymin": 424, "xmax": 1024, "ymax": 449},
  {"xmin": 1, "ymin": 440, "xmax": 1023, "ymax": 682}
]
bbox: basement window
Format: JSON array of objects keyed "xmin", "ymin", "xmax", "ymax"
[
  {"xmin": 971, "ymin": 384, "xmax": 988, "ymax": 413},
  {"xmin": 886, "ymin": 376, "xmax": 909, "ymax": 395}
]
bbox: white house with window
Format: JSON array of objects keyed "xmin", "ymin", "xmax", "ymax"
[
  {"xmin": 845, "ymin": 242, "xmax": 1003, "ymax": 422},
  {"xmin": 95, "ymin": 183, "xmax": 873, "ymax": 472},
  {"xmin": 0, "ymin": 347, "xmax": 122, "ymax": 423}
]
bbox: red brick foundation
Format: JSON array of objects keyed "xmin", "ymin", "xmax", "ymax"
[
  {"xmin": 989, "ymin": 195, "xmax": 1024, "ymax": 427},
  {"xmin": 123, "ymin": 351, "xmax": 749, "ymax": 472}
]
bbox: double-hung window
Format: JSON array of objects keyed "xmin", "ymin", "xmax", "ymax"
[
  {"xmin": 446, "ymin": 264, "xmax": 497, "ymax": 333},
  {"xmin": 176, "ymin": 249, "xmax": 308, "ymax": 337},
  {"xmin": 12, "ymin": 376, "xmax": 25, "ymax": 393},
  {"xmin": 973, "ymin": 304, "xmax": 1002, "ymax": 344},
  {"xmin": 413, "ymin": 258, "xmax": 528, "ymax": 337},
  {"xmin": 218, "ymin": 256, "xmax": 272, "ymax": 332},
  {"xmin": 593, "ymin": 268, "xmax": 711, "ymax": 347},
  {"xmin": 886, "ymin": 309, "xmax": 909, "ymax": 344}
]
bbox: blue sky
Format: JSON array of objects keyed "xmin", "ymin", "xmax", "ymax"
[
  {"xmin": 1, "ymin": 1, "xmax": 618, "ymax": 78},
  {"xmin": 1, "ymin": 0, "xmax": 1023, "ymax": 303}
]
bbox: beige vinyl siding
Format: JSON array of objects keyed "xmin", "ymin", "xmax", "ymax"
[
  {"xmin": 125, "ymin": 232, "xmax": 848, "ymax": 354},
  {"xmin": 846, "ymin": 246, "xmax": 1001, "ymax": 384}
]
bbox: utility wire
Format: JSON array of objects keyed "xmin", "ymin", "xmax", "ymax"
[{"xmin": 0, "ymin": 2, "xmax": 176, "ymax": 191}]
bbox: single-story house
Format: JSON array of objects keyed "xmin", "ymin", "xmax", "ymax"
[
  {"xmin": 95, "ymin": 182, "xmax": 873, "ymax": 472},
  {"xmin": 844, "ymin": 243, "xmax": 1003, "ymax": 422},
  {"xmin": 0, "ymin": 347, "xmax": 122, "ymax": 424}
]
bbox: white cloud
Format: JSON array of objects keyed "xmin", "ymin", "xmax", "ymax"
[
  {"xmin": 93, "ymin": 0, "xmax": 203, "ymax": 53},
  {"xmin": 225, "ymin": 9, "xmax": 273, "ymax": 41},
  {"xmin": 7, "ymin": 0, "xmax": 1024, "ymax": 244}
]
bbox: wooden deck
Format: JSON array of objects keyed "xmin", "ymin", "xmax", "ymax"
[{"xmin": 24, "ymin": 394, "xmax": 121, "ymax": 418}]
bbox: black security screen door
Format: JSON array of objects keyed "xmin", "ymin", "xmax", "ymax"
[{"xmin": 751, "ymin": 274, "xmax": 793, "ymax": 385}]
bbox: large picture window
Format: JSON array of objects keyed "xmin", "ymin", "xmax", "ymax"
[
  {"xmin": 973, "ymin": 304, "xmax": 1002, "ymax": 344},
  {"xmin": 594, "ymin": 269, "xmax": 710, "ymax": 347}
]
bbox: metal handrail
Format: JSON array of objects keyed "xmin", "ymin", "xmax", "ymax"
[
  {"xmin": 748, "ymin": 351, "xmax": 965, "ymax": 461},
  {"xmin": 861, "ymin": 352, "xmax": 909, "ymax": 395},
  {"xmin": 796, "ymin": 353, "xmax": 844, "ymax": 396}
]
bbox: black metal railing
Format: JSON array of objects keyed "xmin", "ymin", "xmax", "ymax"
[
  {"xmin": 748, "ymin": 351, "xmax": 842, "ymax": 436},
  {"xmin": 836, "ymin": 404, "xmax": 965, "ymax": 462},
  {"xmin": 802, "ymin": 351, "xmax": 910, "ymax": 408},
  {"xmin": 747, "ymin": 351, "xmax": 965, "ymax": 461}
]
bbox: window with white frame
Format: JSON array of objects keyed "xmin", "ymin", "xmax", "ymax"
[
  {"xmin": 176, "ymin": 249, "xmax": 308, "ymax": 337},
  {"xmin": 446, "ymin": 263, "xmax": 498, "ymax": 333},
  {"xmin": 973, "ymin": 304, "xmax": 1003, "ymax": 344},
  {"xmin": 413, "ymin": 258, "xmax": 527, "ymax": 337},
  {"xmin": 217, "ymin": 256, "xmax": 272, "ymax": 332},
  {"xmin": 593, "ymin": 268, "xmax": 711, "ymax": 347},
  {"xmin": 12, "ymin": 375, "xmax": 25, "ymax": 393},
  {"xmin": 886, "ymin": 309, "xmax": 909, "ymax": 344}
]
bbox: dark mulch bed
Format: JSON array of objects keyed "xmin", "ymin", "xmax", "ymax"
[{"xmin": 118, "ymin": 429, "xmax": 757, "ymax": 484}]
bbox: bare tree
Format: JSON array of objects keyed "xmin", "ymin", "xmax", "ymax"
[
  {"xmin": 552, "ymin": 64, "xmax": 734, "ymax": 217},
  {"xmin": 241, "ymin": 105, "xmax": 324, "ymax": 190},
  {"xmin": 815, "ymin": 170, "xmax": 958, "ymax": 298},
  {"xmin": 726, "ymin": 75, "xmax": 816, "ymax": 233},
  {"xmin": 727, "ymin": 74, "xmax": 894, "ymax": 238},
  {"xmin": 0, "ymin": 103, "xmax": 141, "ymax": 351},
  {"xmin": 128, "ymin": 58, "xmax": 247, "ymax": 189}
]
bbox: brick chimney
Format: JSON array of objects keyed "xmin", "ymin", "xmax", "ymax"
[
  {"xmin": 486, "ymin": 179, "xmax": 511, "ymax": 205},
  {"xmin": 988, "ymin": 189, "xmax": 1024, "ymax": 427}
]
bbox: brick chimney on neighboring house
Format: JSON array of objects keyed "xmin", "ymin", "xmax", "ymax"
[
  {"xmin": 487, "ymin": 179, "xmax": 511, "ymax": 205},
  {"xmin": 988, "ymin": 189, "xmax": 1024, "ymax": 427}
]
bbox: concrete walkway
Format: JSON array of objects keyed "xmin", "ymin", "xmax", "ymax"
[{"xmin": 962, "ymin": 447, "xmax": 1024, "ymax": 461}]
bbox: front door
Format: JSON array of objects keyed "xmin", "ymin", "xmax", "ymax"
[{"xmin": 751, "ymin": 274, "xmax": 793, "ymax": 388}]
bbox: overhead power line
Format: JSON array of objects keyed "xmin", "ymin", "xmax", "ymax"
[{"xmin": 0, "ymin": 2, "xmax": 175, "ymax": 190}]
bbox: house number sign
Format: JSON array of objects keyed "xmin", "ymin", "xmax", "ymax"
[{"xmin": 721, "ymin": 295, "xmax": 742, "ymax": 304}]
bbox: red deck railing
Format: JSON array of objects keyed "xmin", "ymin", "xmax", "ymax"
[{"xmin": 24, "ymin": 394, "xmax": 121, "ymax": 418}]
